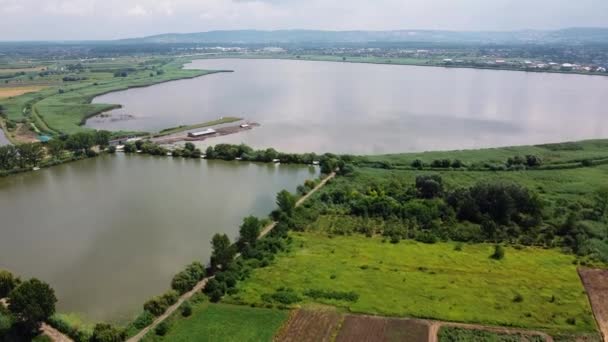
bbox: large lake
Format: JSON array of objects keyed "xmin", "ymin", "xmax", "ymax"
[
  {"xmin": 0, "ymin": 154, "xmax": 316, "ymax": 322},
  {"xmin": 89, "ymin": 59, "xmax": 608, "ymax": 154}
]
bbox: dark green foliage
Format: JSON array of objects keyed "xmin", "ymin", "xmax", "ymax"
[
  {"xmin": 303, "ymin": 289, "xmax": 359, "ymax": 302},
  {"xmin": 513, "ymin": 293, "xmax": 524, "ymax": 302},
  {"xmin": 276, "ymin": 190, "xmax": 296, "ymax": 217},
  {"xmin": 181, "ymin": 302, "xmax": 192, "ymax": 317},
  {"xmin": 171, "ymin": 262, "xmax": 206, "ymax": 294},
  {"xmin": 0, "ymin": 270, "xmax": 19, "ymax": 298},
  {"xmin": 155, "ymin": 322, "xmax": 168, "ymax": 336},
  {"xmin": 415, "ymin": 174, "xmax": 443, "ymax": 198},
  {"xmin": 411, "ymin": 159, "xmax": 424, "ymax": 169},
  {"xmin": 491, "ymin": 245, "xmax": 505, "ymax": 260},
  {"xmin": 8, "ymin": 279, "xmax": 56, "ymax": 333},
  {"xmin": 90, "ymin": 323, "xmax": 125, "ymax": 342},
  {"xmin": 143, "ymin": 290, "xmax": 179, "ymax": 317},
  {"xmin": 131, "ymin": 310, "xmax": 154, "ymax": 330},
  {"xmin": 211, "ymin": 234, "xmax": 236, "ymax": 271},
  {"xmin": 261, "ymin": 288, "xmax": 301, "ymax": 305},
  {"xmin": 239, "ymin": 216, "xmax": 262, "ymax": 247}
]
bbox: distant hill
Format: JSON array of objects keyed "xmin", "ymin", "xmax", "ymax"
[{"xmin": 119, "ymin": 28, "xmax": 608, "ymax": 45}]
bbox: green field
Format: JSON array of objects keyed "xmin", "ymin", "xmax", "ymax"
[
  {"xmin": 141, "ymin": 302, "xmax": 287, "ymax": 342},
  {"xmin": 228, "ymin": 232, "xmax": 596, "ymax": 334}
]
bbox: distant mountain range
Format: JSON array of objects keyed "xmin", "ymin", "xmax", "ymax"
[{"xmin": 120, "ymin": 28, "xmax": 608, "ymax": 45}]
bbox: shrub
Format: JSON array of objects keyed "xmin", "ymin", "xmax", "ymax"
[
  {"xmin": 155, "ymin": 322, "xmax": 169, "ymax": 336},
  {"xmin": 513, "ymin": 293, "xmax": 524, "ymax": 302},
  {"xmin": 90, "ymin": 323, "xmax": 124, "ymax": 342},
  {"xmin": 303, "ymin": 289, "xmax": 359, "ymax": 302},
  {"xmin": 0, "ymin": 270, "xmax": 19, "ymax": 298},
  {"xmin": 261, "ymin": 288, "xmax": 301, "ymax": 305},
  {"xmin": 181, "ymin": 302, "xmax": 192, "ymax": 317},
  {"xmin": 491, "ymin": 244, "xmax": 505, "ymax": 260},
  {"xmin": 131, "ymin": 310, "xmax": 154, "ymax": 330}
]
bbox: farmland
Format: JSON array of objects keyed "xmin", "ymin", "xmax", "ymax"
[
  {"xmin": 140, "ymin": 300, "xmax": 287, "ymax": 342},
  {"xmin": 228, "ymin": 232, "xmax": 596, "ymax": 334},
  {"xmin": 0, "ymin": 57, "xmax": 221, "ymax": 141}
]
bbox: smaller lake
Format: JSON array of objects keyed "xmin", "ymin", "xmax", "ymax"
[{"xmin": 0, "ymin": 154, "xmax": 316, "ymax": 322}]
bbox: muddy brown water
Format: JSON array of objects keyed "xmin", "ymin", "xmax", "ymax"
[
  {"xmin": 89, "ymin": 58, "xmax": 608, "ymax": 154},
  {"xmin": 0, "ymin": 154, "xmax": 317, "ymax": 322}
]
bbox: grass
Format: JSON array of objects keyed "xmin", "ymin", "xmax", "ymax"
[
  {"xmin": 228, "ymin": 232, "xmax": 596, "ymax": 334},
  {"xmin": 438, "ymin": 326, "xmax": 546, "ymax": 342},
  {"xmin": 141, "ymin": 301, "xmax": 288, "ymax": 342}
]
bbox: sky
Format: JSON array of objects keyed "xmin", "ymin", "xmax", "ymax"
[{"xmin": 1, "ymin": 0, "xmax": 608, "ymax": 41}]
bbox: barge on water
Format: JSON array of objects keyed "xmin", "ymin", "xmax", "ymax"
[{"xmin": 188, "ymin": 128, "xmax": 216, "ymax": 138}]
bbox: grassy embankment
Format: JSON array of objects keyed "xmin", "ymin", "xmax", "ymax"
[
  {"xmin": 140, "ymin": 297, "xmax": 287, "ymax": 342},
  {"xmin": 152, "ymin": 116, "xmax": 242, "ymax": 137},
  {"xmin": 0, "ymin": 57, "xmax": 227, "ymax": 143}
]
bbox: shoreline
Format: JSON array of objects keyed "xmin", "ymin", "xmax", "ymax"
[{"xmin": 193, "ymin": 54, "xmax": 608, "ymax": 78}]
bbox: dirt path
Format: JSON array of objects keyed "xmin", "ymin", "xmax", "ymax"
[
  {"xmin": 41, "ymin": 323, "xmax": 74, "ymax": 342},
  {"xmin": 127, "ymin": 172, "xmax": 335, "ymax": 342}
]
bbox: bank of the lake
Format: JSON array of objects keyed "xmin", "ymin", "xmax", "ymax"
[
  {"xmin": 88, "ymin": 58, "xmax": 608, "ymax": 154},
  {"xmin": 0, "ymin": 153, "xmax": 317, "ymax": 323}
]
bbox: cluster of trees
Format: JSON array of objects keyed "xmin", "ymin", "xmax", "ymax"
[
  {"xmin": 506, "ymin": 155, "xmax": 543, "ymax": 168},
  {"xmin": 0, "ymin": 271, "xmax": 57, "ymax": 339},
  {"xmin": 312, "ymin": 174, "xmax": 549, "ymax": 245},
  {"xmin": 411, "ymin": 159, "xmax": 464, "ymax": 169},
  {"xmin": 306, "ymin": 173, "xmax": 608, "ymax": 260},
  {"xmin": 0, "ymin": 130, "xmax": 110, "ymax": 172}
]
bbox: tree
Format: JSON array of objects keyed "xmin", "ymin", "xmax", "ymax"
[
  {"xmin": 415, "ymin": 175, "xmax": 443, "ymax": 199},
  {"xmin": 0, "ymin": 270, "xmax": 19, "ymax": 298},
  {"xmin": 90, "ymin": 323, "xmax": 125, "ymax": 342},
  {"xmin": 46, "ymin": 139, "xmax": 65, "ymax": 159},
  {"xmin": 94, "ymin": 130, "xmax": 111, "ymax": 149},
  {"xmin": 239, "ymin": 216, "xmax": 261, "ymax": 247},
  {"xmin": 184, "ymin": 142, "xmax": 196, "ymax": 151},
  {"xmin": 411, "ymin": 159, "xmax": 423, "ymax": 169},
  {"xmin": 0, "ymin": 145, "xmax": 18, "ymax": 170},
  {"xmin": 17, "ymin": 143, "xmax": 44, "ymax": 168},
  {"xmin": 210, "ymin": 234, "xmax": 235, "ymax": 271},
  {"xmin": 8, "ymin": 278, "xmax": 57, "ymax": 332},
  {"xmin": 276, "ymin": 190, "xmax": 296, "ymax": 217}
]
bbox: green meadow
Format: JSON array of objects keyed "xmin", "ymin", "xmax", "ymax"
[
  {"xmin": 228, "ymin": 232, "xmax": 596, "ymax": 334},
  {"xmin": 141, "ymin": 302, "xmax": 287, "ymax": 342}
]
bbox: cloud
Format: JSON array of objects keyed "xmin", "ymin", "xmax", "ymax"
[
  {"xmin": 127, "ymin": 5, "xmax": 148, "ymax": 17},
  {"xmin": 0, "ymin": 0, "xmax": 607, "ymax": 40}
]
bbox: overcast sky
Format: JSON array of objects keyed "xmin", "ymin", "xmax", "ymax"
[{"xmin": 1, "ymin": 0, "xmax": 608, "ymax": 41}]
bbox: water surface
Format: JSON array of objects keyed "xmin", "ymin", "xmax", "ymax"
[
  {"xmin": 89, "ymin": 59, "xmax": 608, "ymax": 154},
  {"xmin": 0, "ymin": 154, "xmax": 316, "ymax": 322}
]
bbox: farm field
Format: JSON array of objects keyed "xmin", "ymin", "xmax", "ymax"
[
  {"xmin": 141, "ymin": 302, "xmax": 287, "ymax": 342},
  {"xmin": 578, "ymin": 268, "xmax": 608, "ymax": 341},
  {"xmin": 335, "ymin": 315, "xmax": 431, "ymax": 342},
  {"xmin": 0, "ymin": 86, "xmax": 46, "ymax": 99},
  {"xmin": 228, "ymin": 232, "xmax": 597, "ymax": 334},
  {"xmin": 276, "ymin": 309, "xmax": 342, "ymax": 342}
]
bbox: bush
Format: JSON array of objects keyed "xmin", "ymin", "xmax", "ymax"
[
  {"xmin": 155, "ymin": 322, "xmax": 169, "ymax": 336},
  {"xmin": 0, "ymin": 270, "xmax": 19, "ymax": 298},
  {"xmin": 181, "ymin": 302, "xmax": 192, "ymax": 317},
  {"xmin": 303, "ymin": 289, "xmax": 359, "ymax": 302},
  {"xmin": 261, "ymin": 288, "xmax": 301, "ymax": 305},
  {"xmin": 513, "ymin": 293, "xmax": 524, "ymax": 302},
  {"xmin": 491, "ymin": 245, "xmax": 505, "ymax": 260},
  {"xmin": 131, "ymin": 310, "xmax": 154, "ymax": 330},
  {"xmin": 90, "ymin": 323, "xmax": 124, "ymax": 342},
  {"xmin": 47, "ymin": 315, "xmax": 92, "ymax": 342}
]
